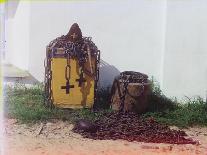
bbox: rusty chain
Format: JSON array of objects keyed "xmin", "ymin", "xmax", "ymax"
[
  {"xmin": 44, "ymin": 35, "xmax": 100, "ymax": 107},
  {"xmin": 65, "ymin": 52, "xmax": 71, "ymax": 81},
  {"xmin": 119, "ymin": 76, "xmax": 130, "ymax": 112},
  {"xmin": 73, "ymin": 112, "xmax": 197, "ymax": 144},
  {"xmin": 111, "ymin": 71, "xmax": 149, "ymax": 112},
  {"xmin": 44, "ymin": 47, "xmax": 54, "ymax": 108}
]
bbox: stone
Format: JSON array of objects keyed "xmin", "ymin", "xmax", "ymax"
[
  {"xmin": 73, "ymin": 119, "xmax": 98, "ymax": 133},
  {"xmin": 110, "ymin": 71, "xmax": 151, "ymax": 113}
]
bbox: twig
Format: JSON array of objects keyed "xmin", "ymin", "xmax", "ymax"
[{"xmin": 35, "ymin": 123, "xmax": 44, "ymax": 136}]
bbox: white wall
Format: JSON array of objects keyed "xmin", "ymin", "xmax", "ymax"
[
  {"xmin": 5, "ymin": 1, "xmax": 30, "ymax": 70},
  {"xmin": 28, "ymin": 0, "xmax": 166, "ymax": 82},
  {"xmin": 162, "ymin": 0, "xmax": 207, "ymax": 99},
  {"xmin": 0, "ymin": 3, "xmax": 6, "ymax": 61},
  {"xmin": 6, "ymin": 0, "xmax": 207, "ymax": 100}
]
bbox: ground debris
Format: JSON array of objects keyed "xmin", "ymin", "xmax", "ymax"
[
  {"xmin": 35, "ymin": 123, "xmax": 44, "ymax": 136},
  {"xmin": 73, "ymin": 112, "xmax": 197, "ymax": 144}
]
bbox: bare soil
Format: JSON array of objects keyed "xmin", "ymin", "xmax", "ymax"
[{"xmin": 2, "ymin": 119, "xmax": 207, "ymax": 155}]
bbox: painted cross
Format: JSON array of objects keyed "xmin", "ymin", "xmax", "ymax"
[
  {"xmin": 61, "ymin": 81, "xmax": 74, "ymax": 94},
  {"xmin": 76, "ymin": 75, "xmax": 86, "ymax": 87},
  {"xmin": 71, "ymin": 33, "xmax": 78, "ymax": 40}
]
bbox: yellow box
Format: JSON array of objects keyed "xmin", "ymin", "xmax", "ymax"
[{"xmin": 45, "ymin": 48, "xmax": 98, "ymax": 109}]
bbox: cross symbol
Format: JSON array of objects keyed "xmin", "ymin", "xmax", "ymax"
[
  {"xmin": 71, "ymin": 33, "xmax": 78, "ymax": 40},
  {"xmin": 76, "ymin": 75, "xmax": 86, "ymax": 87},
  {"xmin": 61, "ymin": 81, "xmax": 74, "ymax": 94}
]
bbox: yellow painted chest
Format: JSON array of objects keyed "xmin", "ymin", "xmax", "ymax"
[{"xmin": 44, "ymin": 23, "xmax": 100, "ymax": 109}]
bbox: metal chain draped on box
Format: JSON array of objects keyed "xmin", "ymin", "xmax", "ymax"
[
  {"xmin": 110, "ymin": 71, "xmax": 149, "ymax": 112},
  {"xmin": 44, "ymin": 32, "xmax": 100, "ymax": 108}
]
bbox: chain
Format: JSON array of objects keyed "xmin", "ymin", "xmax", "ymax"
[
  {"xmin": 76, "ymin": 66, "xmax": 85, "ymax": 87},
  {"xmin": 44, "ymin": 47, "xmax": 54, "ymax": 108},
  {"xmin": 119, "ymin": 76, "xmax": 130, "ymax": 112},
  {"xmin": 110, "ymin": 71, "xmax": 148, "ymax": 112},
  {"xmin": 93, "ymin": 49, "xmax": 100, "ymax": 107},
  {"xmin": 45, "ymin": 35, "xmax": 100, "ymax": 107},
  {"xmin": 65, "ymin": 52, "xmax": 71, "ymax": 81}
]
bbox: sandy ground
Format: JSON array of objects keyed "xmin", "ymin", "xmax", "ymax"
[{"xmin": 1, "ymin": 119, "xmax": 207, "ymax": 155}]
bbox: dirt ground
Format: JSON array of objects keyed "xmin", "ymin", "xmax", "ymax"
[{"xmin": 2, "ymin": 119, "xmax": 207, "ymax": 155}]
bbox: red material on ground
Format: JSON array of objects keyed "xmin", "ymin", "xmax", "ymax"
[{"xmin": 73, "ymin": 112, "xmax": 197, "ymax": 144}]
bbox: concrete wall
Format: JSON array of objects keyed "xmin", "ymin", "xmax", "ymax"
[
  {"xmin": 162, "ymin": 0, "xmax": 207, "ymax": 99},
  {"xmin": 28, "ymin": 0, "xmax": 166, "ymax": 82},
  {"xmin": 5, "ymin": 1, "xmax": 30, "ymax": 70},
  {"xmin": 0, "ymin": 3, "xmax": 6, "ymax": 60},
  {"xmin": 5, "ymin": 0, "xmax": 207, "ymax": 100}
]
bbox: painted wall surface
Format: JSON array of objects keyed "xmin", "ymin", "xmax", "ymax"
[
  {"xmin": 28, "ymin": 0, "xmax": 166, "ymax": 82},
  {"xmin": 5, "ymin": 1, "xmax": 29, "ymax": 70},
  {"xmin": 0, "ymin": 3, "xmax": 6, "ymax": 60},
  {"xmin": 5, "ymin": 0, "xmax": 207, "ymax": 100},
  {"xmin": 163, "ymin": 0, "xmax": 207, "ymax": 99}
]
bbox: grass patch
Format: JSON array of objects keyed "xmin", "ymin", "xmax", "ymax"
[
  {"xmin": 94, "ymin": 86, "xmax": 111, "ymax": 109},
  {"xmin": 147, "ymin": 78, "xmax": 177, "ymax": 112},
  {"xmin": 144, "ymin": 78, "xmax": 207, "ymax": 127},
  {"xmin": 4, "ymin": 83, "xmax": 207, "ymax": 128},
  {"xmin": 4, "ymin": 83, "xmax": 109, "ymax": 123},
  {"xmin": 143, "ymin": 98, "xmax": 207, "ymax": 128}
]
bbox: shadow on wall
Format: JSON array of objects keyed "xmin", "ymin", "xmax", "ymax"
[{"xmin": 98, "ymin": 60, "xmax": 120, "ymax": 88}]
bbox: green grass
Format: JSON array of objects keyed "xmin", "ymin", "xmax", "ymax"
[
  {"xmin": 144, "ymin": 78, "xmax": 207, "ymax": 128},
  {"xmin": 143, "ymin": 98, "xmax": 207, "ymax": 128},
  {"xmin": 147, "ymin": 78, "xmax": 178, "ymax": 112},
  {"xmin": 94, "ymin": 86, "xmax": 111, "ymax": 109},
  {"xmin": 4, "ymin": 83, "xmax": 207, "ymax": 128},
  {"xmin": 4, "ymin": 83, "xmax": 108, "ymax": 123}
]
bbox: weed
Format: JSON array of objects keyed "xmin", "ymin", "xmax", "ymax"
[
  {"xmin": 4, "ymin": 82, "xmax": 207, "ymax": 128},
  {"xmin": 94, "ymin": 86, "xmax": 111, "ymax": 109},
  {"xmin": 143, "ymin": 97, "xmax": 207, "ymax": 128},
  {"xmin": 4, "ymin": 84, "xmax": 109, "ymax": 123},
  {"xmin": 143, "ymin": 78, "xmax": 207, "ymax": 127},
  {"xmin": 147, "ymin": 78, "xmax": 177, "ymax": 112}
]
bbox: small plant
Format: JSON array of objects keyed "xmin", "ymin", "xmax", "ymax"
[
  {"xmin": 143, "ymin": 77, "xmax": 207, "ymax": 127},
  {"xmin": 4, "ymin": 82, "xmax": 207, "ymax": 128},
  {"xmin": 4, "ymin": 83, "xmax": 109, "ymax": 123},
  {"xmin": 94, "ymin": 86, "xmax": 111, "ymax": 110},
  {"xmin": 147, "ymin": 77, "xmax": 177, "ymax": 112},
  {"xmin": 144, "ymin": 97, "xmax": 207, "ymax": 128}
]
